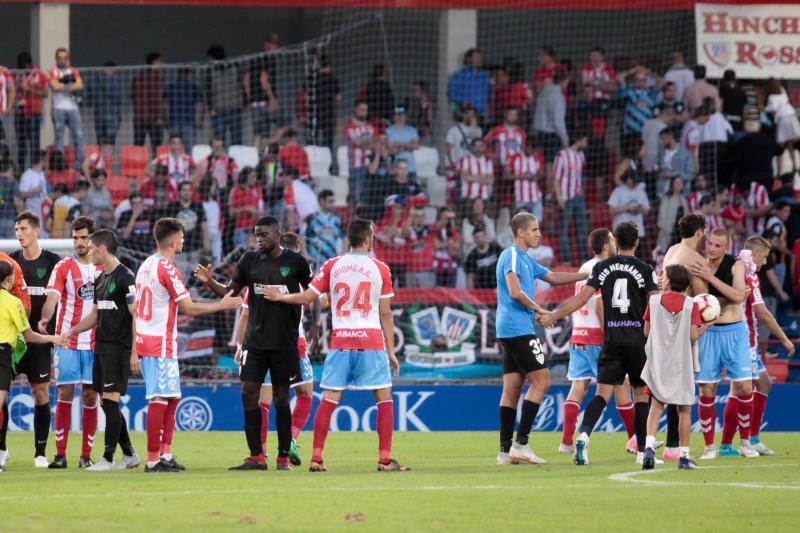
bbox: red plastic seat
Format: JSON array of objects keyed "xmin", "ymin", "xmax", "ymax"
[
  {"xmin": 120, "ymin": 145, "xmax": 150, "ymax": 178},
  {"xmin": 45, "ymin": 145, "xmax": 76, "ymax": 169},
  {"xmin": 106, "ymin": 175, "xmax": 131, "ymax": 205}
]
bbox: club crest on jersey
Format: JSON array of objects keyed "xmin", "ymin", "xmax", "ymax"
[
  {"xmin": 280, "ymin": 266, "xmax": 291, "ymax": 278},
  {"xmin": 77, "ymin": 283, "xmax": 94, "ymax": 301},
  {"xmin": 108, "ymin": 280, "xmax": 117, "ymax": 293},
  {"xmin": 36, "ymin": 267, "xmax": 47, "ymax": 279}
]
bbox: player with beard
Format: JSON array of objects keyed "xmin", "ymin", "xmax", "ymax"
[{"xmin": 197, "ymin": 216, "xmax": 312, "ymax": 470}]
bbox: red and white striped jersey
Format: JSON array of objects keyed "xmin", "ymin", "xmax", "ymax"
[
  {"xmin": 507, "ymin": 152, "xmax": 543, "ymax": 204},
  {"xmin": 156, "ymin": 153, "xmax": 195, "ymax": 188},
  {"xmin": 460, "ymin": 154, "xmax": 494, "ymax": 200},
  {"xmin": 580, "ymin": 63, "xmax": 616, "ymax": 99},
  {"xmin": 571, "ymin": 256, "xmax": 603, "ymax": 345},
  {"xmin": 46, "ymin": 256, "xmax": 102, "ymax": 350},
  {"xmin": 743, "ymin": 272, "xmax": 764, "ymax": 349},
  {"xmin": 686, "ymin": 191, "xmax": 704, "ymax": 213},
  {"xmin": 484, "ymin": 124, "xmax": 525, "ymax": 167},
  {"xmin": 706, "ymin": 213, "xmax": 724, "ymax": 232},
  {"xmin": 49, "ymin": 66, "xmax": 80, "ymax": 111},
  {"xmin": 731, "ymin": 182, "xmax": 770, "ymax": 234},
  {"xmin": 554, "ymin": 147, "xmax": 585, "ymax": 200},
  {"xmin": 242, "ymin": 286, "xmax": 308, "ymax": 358},
  {"xmin": 0, "ymin": 67, "xmax": 13, "ymax": 114},
  {"xmin": 309, "ymin": 253, "xmax": 393, "ymax": 351},
  {"xmin": 344, "ymin": 119, "xmax": 375, "ymax": 169},
  {"xmin": 134, "ymin": 254, "xmax": 189, "ymax": 358},
  {"xmin": 86, "ymin": 151, "xmax": 109, "ymax": 173}
]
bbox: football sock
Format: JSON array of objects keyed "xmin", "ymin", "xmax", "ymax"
[
  {"xmin": 244, "ymin": 408, "xmax": 263, "ymax": 457},
  {"xmin": 0, "ymin": 405, "xmax": 4, "ymax": 449},
  {"xmin": 515, "ymin": 400, "xmax": 540, "ymax": 446},
  {"xmin": 698, "ymin": 396, "xmax": 717, "ymax": 447},
  {"xmin": 81, "ymin": 401, "xmax": 98, "ymax": 458},
  {"xmin": 665, "ymin": 404, "xmax": 680, "ymax": 448},
  {"xmin": 274, "ymin": 393, "xmax": 292, "ymax": 459},
  {"xmin": 634, "ymin": 402, "xmax": 648, "ymax": 453},
  {"xmin": 377, "ymin": 400, "xmax": 394, "ymax": 464},
  {"xmin": 721, "ymin": 395, "xmax": 739, "ymax": 446},
  {"xmin": 312, "ymin": 398, "xmax": 337, "ymax": 463},
  {"xmin": 146, "ymin": 401, "xmax": 167, "ymax": 464},
  {"xmin": 291, "ymin": 394, "xmax": 313, "ymax": 441},
  {"xmin": 750, "ymin": 391, "xmax": 767, "ymax": 442},
  {"xmin": 645, "ymin": 434, "xmax": 656, "ymax": 450},
  {"xmin": 0, "ymin": 402, "xmax": 8, "ymax": 450},
  {"xmin": 736, "ymin": 393, "xmax": 753, "ymax": 441},
  {"xmin": 578, "ymin": 396, "xmax": 606, "ymax": 437},
  {"xmin": 34, "ymin": 402, "xmax": 51, "ymax": 457},
  {"xmin": 118, "ymin": 414, "xmax": 135, "ymax": 456},
  {"xmin": 499, "ymin": 405, "xmax": 517, "ymax": 453},
  {"xmin": 160, "ymin": 398, "xmax": 179, "ymax": 458},
  {"xmin": 616, "ymin": 402, "xmax": 635, "ymax": 438},
  {"xmin": 55, "ymin": 399, "xmax": 72, "ymax": 457},
  {"xmin": 101, "ymin": 399, "xmax": 121, "ymax": 463},
  {"xmin": 561, "ymin": 400, "xmax": 580, "ymax": 446},
  {"xmin": 260, "ymin": 401, "xmax": 271, "ymax": 450},
  {"xmin": 679, "ymin": 446, "xmax": 690, "ymax": 458}
]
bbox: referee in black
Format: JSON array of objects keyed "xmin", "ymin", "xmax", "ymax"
[
  {"xmin": 195, "ymin": 216, "xmax": 312, "ymax": 470},
  {"xmin": 62, "ymin": 229, "xmax": 139, "ymax": 471}
]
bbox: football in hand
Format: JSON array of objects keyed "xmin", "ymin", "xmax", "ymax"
[{"xmin": 693, "ymin": 293, "xmax": 721, "ymax": 323}]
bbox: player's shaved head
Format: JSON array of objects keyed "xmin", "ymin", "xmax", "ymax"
[
  {"xmin": 255, "ymin": 216, "xmax": 280, "ymax": 228},
  {"xmin": 709, "ymin": 228, "xmax": 730, "ymax": 243},
  {"xmin": 665, "ymin": 264, "xmax": 691, "ymax": 293},
  {"xmin": 510, "ymin": 212, "xmax": 537, "ymax": 238},
  {"xmin": 154, "ymin": 217, "xmax": 185, "ymax": 244},
  {"xmin": 347, "ymin": 218, "xmax": 373, "ymax": 249}
]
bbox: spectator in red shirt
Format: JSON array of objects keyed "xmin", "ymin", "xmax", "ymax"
[
  {"xmin": 140, "ymin": 164, "xmax": 178, "ymax": 211},
  {"xmin": 403, "ymin": 206, "xmax": 437, "ymax": 288},
  {"xmin": 14, "ymin": 52, "xmax": 48, "ymax": 167},
  {"xmin": 228, "ymin": 166, "xmax": 263, "ymax": 248},
  {"xmin": 0, "ymin": 64, "xmax": 15, "ymax": 144},
  {"xmin": 145, "ymin": 134, "xmax": 198, "ymax": 188},
  {"xmin": 202, "ymin": 136, "xmax": 239, "ymax": 194},
  {"xmin": 131, "ymin": 52, "xmax": 165, "ymax": 149},
  {"xmin": 46, "ymin": 149, "xmax": 80, "ymax": 191},
  {"xmin": 278, "ymin": 128, "xmax": 310, "ymax": 181},
  {"xmin": 579, "ymin": 46, "xmax": 617, "ymax": 101},
  {"xmin": 374, "ymin": 195, "xmax": 410, "ymax": 286},
  {"xmin": 532, "ymin": 46, "xmax": 567, "ymax": 95}
]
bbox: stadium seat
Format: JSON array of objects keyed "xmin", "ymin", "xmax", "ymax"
[
  {"xmin": 191, "ymin": 144, "xmax": 212, "ymax": 165},
  {"xmin": 228, "ymin": 145, "xmax": 259, "ymax": 169},
  {"xmin": 84, "ymin": 144, "xmax": 100, "ymax": 159},
  {"xmin": 155, "ymin": 145, "xmax": 171, "ymax": 159},
  {"xmin": 414, "ymin": 147, "xmax": 439, "ymax": 179},
  {"xmin": 305, "ymin": 145, "xmax": 332, "ymax": 178},
  {"xmin": 326, "ymin": 176, "xmax": 349, "ymax": 207},
  {"xmin": 120, "ymin": 145, "xmax": 150, "ymax": 177},
  {"xmin": 336, "ymin": 145, "xmax": 349, "ymax": 178},
  {"xmin": 766, "ymin": 359, "xmax": 788, "ymax": 383},
  {"xmin": 424, "ymin": 175, "xmax": 448, "ymax": 207},
  {"xmin": 106, "ymin": 175, "xmax": 131, "ymax": 205}
]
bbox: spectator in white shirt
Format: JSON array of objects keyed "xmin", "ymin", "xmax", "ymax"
[
  {"xmin": 698, "ymin": 96, "xmax": 733, "ymax": 186},
  {"xmin": 608, "ymin": 171, "xmax": 650, "ymax": 239},
  {"xmin": 663, "ymin": 51, "xmax": 694, "ymax": 102},
  {"xmin": 17, "ymin": 150, "xmax": 48, "ymax": 220}
]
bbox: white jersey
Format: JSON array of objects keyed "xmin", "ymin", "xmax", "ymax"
[
  {"xmin": 310, "ymin": 252, "xmax": 393, "ymax": 351},
  {"xmin": 46, "ymin": 256, "xmax": 101, "ymax": 350},
  {"xmin": 134, "ymin": 254, "xmax": 189, "ymax": 359},
  {"xmin": 570, "ymin": 256, "xmax": 603, "ymax": 346}
]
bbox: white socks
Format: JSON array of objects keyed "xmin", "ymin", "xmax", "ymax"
[
  {"xmin": 645, "ymin": 435, "xmax": 656, "ymax": 450},
  {"xmin": 679, "ymin": 446, "xmax": 690, "ymax": 458}
]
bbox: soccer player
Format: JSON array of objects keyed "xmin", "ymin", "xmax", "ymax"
[
  {"xmin": 197, "ymin": 216, "xmax": 312, "ymax": 471},
  {"xmin": 689, "ymin": 228, "xmax": 753, "ymax": 459},
  {"xmin": 559, "ymin": 228, "xmax": 639, "ymax": 455},
  {"xmin": 224, "ymin": 232, "xmax": 318, "ymax": 466},
  {"xmin": 658, "ymin": 213, "xmax": 709, "ymax": 460},
  {"xmin": 265, "ymin": 218, "xmax": 408, "ymax": 472},
  {"xmin": 722, "ymin": 237, "xmax": 795, "ymax": 456},
  {"xmin": 61, "ymin": 229, "xmax": 140, "ymax": 470},
  {"xmin": 2, "ymin": 211, "xmax": 58, "ymax": 468},
  {"xmin": 38, "ymin": 216, "xmax": 100, "ymax": 469},
  {"xmin": 641, "ymin": 264, "xmax": 709, "ymax": 471},
  {"xmin": 0, "ymin": 260, "xmax": 63, "ymax": 472},
  {"xmin": 541, "ymin": 221, "xmax": 658, "ymax": 466},
  {"xmin": 133, "ymin": 217, "xmax": 241, "ymax": 473},
  {"xmin": 495, "ymin": 212, "xmax": 587, "ymax": 465}
]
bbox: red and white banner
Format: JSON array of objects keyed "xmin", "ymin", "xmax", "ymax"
[{"xmin": 696, "ymin": 3, "xmax": 800, "ymax": 79}]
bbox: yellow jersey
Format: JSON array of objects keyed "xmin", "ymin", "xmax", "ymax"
[{"xmin": 0, "ymin": 289, "xmax": 30, "ymax": 346}]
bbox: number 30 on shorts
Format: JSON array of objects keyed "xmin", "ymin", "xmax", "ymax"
[{"xmin": 529, "ymin": 337, "xmax": 545, "ymax": 365}]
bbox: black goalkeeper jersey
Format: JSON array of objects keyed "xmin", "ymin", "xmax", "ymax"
[
  {"xmin": 10, "ymin": 249, "xmax": 61, "ymax": 328},
  {"xmin": 587, "ymin": 254, "xmax": 658, "ymax": 346},
  {"xmin": 94, "ymin": 264, "xmax": 136, "ymax": 349}
]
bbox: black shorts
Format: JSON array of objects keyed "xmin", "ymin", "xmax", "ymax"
[
  {"xmin": 500, "ymin": 335, "xmax": 547, "ymax": 375},
  {"xmin": 240, "ymin": 347, "xmax": 301, "ymax": 387},
  {"xmin": 597, "ymin": 343, "xmax": 647, "ymax": 387},
  {"xmin": 0, "ymin": 345, "xmax": 12, "ymax": 391},
  {"xmin": 15, "ymin": 344, "xmax": 52, "ymax": 383},
  {"xmin": 92, "ymin": 344, "xmax": 131, "ymax": 394}
]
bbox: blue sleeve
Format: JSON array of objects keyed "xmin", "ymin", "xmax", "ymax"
[
  {"xmin": 497, "ymin": 250, "xmax": 512, "ymax": 277},
  {"xmin": 530, "ymin": 258, "xmax": 550, "ymax": 281}
]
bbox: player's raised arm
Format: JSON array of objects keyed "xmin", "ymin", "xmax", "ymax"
[
  {"xmin": 754, "ymin": 304, "xmax": 796, "ymax": 356},
  {"xmin": 177, "ymin": 290, "xmax": 242, "ymax": 316},
  {"xmin": 194, "ymin": 263, "xmax": 245, "ymax": 298}
]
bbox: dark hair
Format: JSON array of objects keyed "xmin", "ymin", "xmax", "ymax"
[
  {"xmin": 472, "ymin": 224, "xmax": 487, "ymax": 236},
  {"xmin": 284, "ymin": 127, "xmax": 297, "ymax": 139},
  {"xmin": 699, "ymin": 195, "xmax": 713, "ymax": 208},
  {"xmin": 30, "ymin": 149, "xmax": 45, "ymax": 166},
  {"xmin": 588, "ymin": 228, "xmax": 612, "ymax": 255},
  {"xmin": 511, "ymin": 212, "xmax": 537, "ymax": 237},
  {"xmin": 155, "ymin": 164, "xmax": 169, "ymax": 177},
  {"xmin": 48, "ymin": 149, "xmax": 66, "ymax": 172},
  {"xmin": 693, "ymin": 105, "xmax": 712, "ymax": 119},
  {"xmin": 206, "ymin": 45, "xmax": 226, "ymax": 61},
  {"xmin": 153, "ymin": 217, "xmax": 184, "ymax": 244},
  {"xmin": 128, "ymin": 191, "xmax": 143, "ymax": 202},
  {"xmin": 412, "ymin": 80, "xmax": 429, "ymax": 93},
  {"xmin": 73, "ymin": 180, "xmax": 90, "ymax": 193},
  {"xmin": 146, "ymin": 52, "xmax": 161, "ymax": 65},
  {"xmin": 15, "ymin": 210, "xmax": 40, "ymax": 228},
  {"xmin": 463, "ymin": 48, "xmax": 482, "ymax": 64},
  {"xmin": 622, "ymin": 137, "xmax": 643, "ymax": 159},
  {"xmin": 267, "ymin": 142, "xmax": 280, "ymax": 155},
  {"xmin": 90, "ymin": 168, "xmax": 107, "ymax": 181},
  {"xmin": 17, "ymin": 51, "xmax": 33, "ymax": 69},
  {"xmin": 279, "ymin": 231, "xmax": 300, "ymax": 250},
  {"xmin": 370, "ymin": 64, "xmax": 386, "ymax": 80},
  {"xmin": 678, "ymin": 213, "xmax": 707, "ymax": 238},
  {"xmin": 347, "ymin": 218, "xmax": 373, "ymax": 248},
  {"xmin": 198, "ymin": 177, "xmax": 215, "ymax": 201},
  {"xmin": 0, "ymin": 261, "xmax": 14, "ymax": 287},
  {"xmin": 55, "ymin": 47, "xmax": 69, "ymax": 58},
  {"xmin": 614, "ymin": 221, "xmax": 639, "ymax": 250},
  {"xmin": 540, "ymin": 46, "xmax": 556, "ymax": 58},
  {"xmin": 71, "ymin": 216, "xmax": 96, "ymax": 234},
  {"xmin": 238, "ymin": 166, "xmax": 255, "ymax": 185},
  {"xmin": 90, "ymin": 229, "xmax": 118, "ymax": 255},
  {"xmin": 318, "ymin": 189, "xmax": 335, "ymax": 201},
  {"xmin": 255, "ymin": 216, "xmax": 279, "ymax": 228},
  {"xmin": 693, "ymin": 64, "xmax": 706, "ymax": 79},
  {"xmin": 590, "ymin": 46, "xmax": 605, "ymax": 56},
  {"xmin": 178, "ymin": 181, "xmax": 193, "ymax": 192},
  {"xmin": 665, "ymin": 264, "xmax": 691, "ymax": 293},
  {"xmin": 283, "ymin": 166, "xmax": 300, "ymax": 179},
  {"xmin": 54, "ymin": 183, "xmax": 69, "ymax": 195},
  {"xmin": 553, "ymin": 70, "xmax": 569, "ymax": 84},
  {"xmin": 658, "ymin": 127, "xmax": 675, "ymax": 138},
  {"xmin": 723, "ymin": 69, "xmax": 736, "ymax": 82}
]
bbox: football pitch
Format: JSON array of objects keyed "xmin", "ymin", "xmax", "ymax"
[{"xmin": 1, "ymin": 431, "xmax": 798, "ymax": 531}]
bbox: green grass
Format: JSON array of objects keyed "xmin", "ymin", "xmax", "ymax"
[{"xmin": 1, "ymin": 431, "xmax": 799, "ymax": 531}]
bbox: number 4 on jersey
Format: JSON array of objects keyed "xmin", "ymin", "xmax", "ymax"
[
  {"xmin": 334, "ymin": 281, "xmax": 373, "ymax": 317},
  {"xmin": 611, "ymin": 278, "xmax": 630, "ymax": 314}
]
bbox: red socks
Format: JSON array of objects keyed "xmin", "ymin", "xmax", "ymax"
[
  {"xmin": 311, "ymin": 398, "xmax": 337, "ymax": 463},
  {"xmin": 260, "ymin": 401, "xmax": 271, "ymax": 450},
  {"xmin": 291, "ymin": 394, "xmax": 312, "ymax": 441},
  {"xmin": 698, "ymin": 396, "xmax": 717, "ymax": 447},
  {"xmin": 721, "ymin": 396, "xmax": 739, "ymax": 445},
  {"xmin": 55, "ymin": 400, "xmax": 72, "ymax": 456},
  {"xmin": 160, "ymin": 398, "xmax": 179, "ymax": 456},
  {"xmin": 616, "ymin": 401, "xmax": 635, "ymax": 438},
  {"xmin": 736, "ymin": 393, "xmax": 753, "ymax": 441},
  {"xmin": 377, "ymin": 400, "xmax": 394, "ymax": 464},
  {"xmin": 751, "ymin": 391, "xmax": 767, "ymax": 438},
  {"xmin": 561, "ymin": 400, "xmax": 580, "ymax": 446},
  {"xmin": 81, "ymin": 402, "xmax": 98, "ymax": 458},
  {"xmin": 146, "ymin": 401, "xmax": 167, "ymax": 463}
]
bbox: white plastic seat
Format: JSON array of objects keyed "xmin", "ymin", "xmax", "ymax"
[
  {"xmin": 228, "ymin": 145, "xmax": 259, "ymax": 170},
  {"xmin": 413, "ymin": 146, "xmax": 440, "ymax": 179},
  {"xmin": 336, "ymin": 145, "xmax": 349, "ymax": 178},
  {"xmin": 191, "ymin": 144, "xmax": 212, "ymax": 165},
  {"xmin": 305, "ymin": 145, "xmax": 332, "ymax": 178}
]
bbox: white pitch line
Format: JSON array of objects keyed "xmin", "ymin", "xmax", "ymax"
[{"xmin": 609, "ymin": 462, "xmax": 800, "ymax": 490}]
